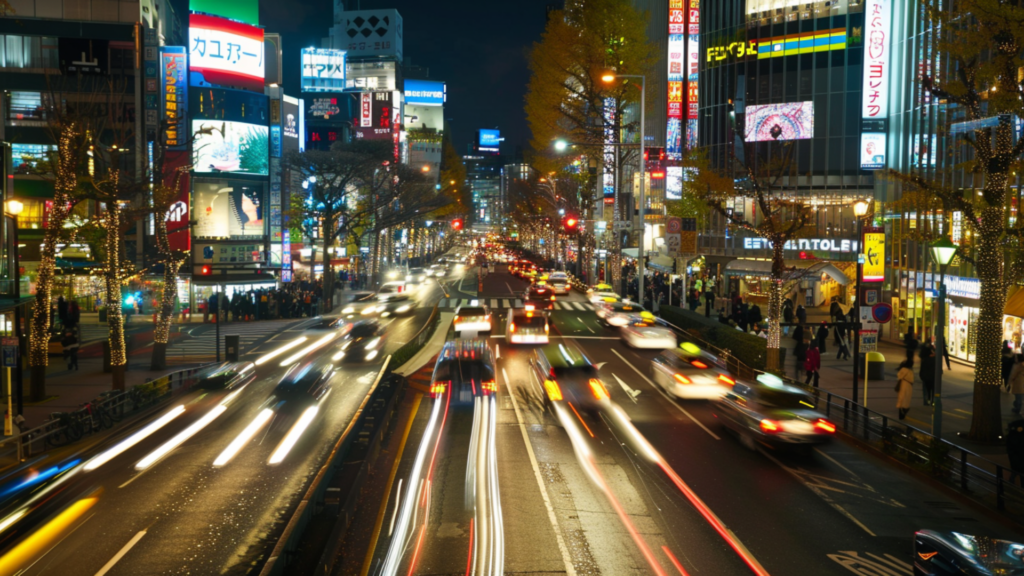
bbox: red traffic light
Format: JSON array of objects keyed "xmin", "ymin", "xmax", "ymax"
[
  {"xmin": 451, "ymin": 218, "xmax": 464, "ymax": 231},
  {"xmin": 565, "ymin": 217, "xmax": 578, "ymax": 228},
  {"xmin": 562, "ymin": 215, "xmax": 579, "ymax": 233},
  {"xmin": 199, "ymin": 265, "xmax": 212, "ymax": 275}
]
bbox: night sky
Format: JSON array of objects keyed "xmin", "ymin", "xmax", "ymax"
[{"xmin": 248, "ymin": 0, "xmax": 553, "ymax": 157}]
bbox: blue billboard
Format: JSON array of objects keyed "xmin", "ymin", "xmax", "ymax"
[
  {"xmin": 478, "ymin": 129, "xmax": 501, "ymax": 149},
  {"xmin": 405, "ymin": 80, "xmax": 445, "ymax": 106}
]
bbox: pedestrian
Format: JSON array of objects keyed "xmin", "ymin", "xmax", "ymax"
[
  {"xmin": 919, "ymin": 344, "xmax": 936, "ymax": 406},
  {"xmin": 796, "ymin": 304, "xmax": 807, "ymax": 325},
  {"xmin": 749, "ymin": 304, "xmax": 763, "ymax": 327},
  {"xmin": 816, "ymin": 322, "xmax": 829, "ymax": 354},
  {"xmin": 792, "ymin": 323, "xmax": 805, "ymax": 345},
  {"xmin": 57, "ymin": 296, "xmax": 68, "ymax": 328},
  {"xmin": 1006, "ymin": 419, "xmax": 1024, "ymax": 486},
  {"xmin": 896, "ymin": 358, "xmax": 915, "ymax": 420},
  {"xmin": 804, "ymin": 342, "xmax": 821, "ymax": 387},
  {"xmin": 904, "ymin": 330, "xmax": 919, "ymax": 362},
  {"xmin": 60, "ymin": 328, "xmax": 79, "ymax": 371},
  {"xmin": 1003, "ymin": 341, "xmax": 1016, "ymax": 392},
  {"xmin": 835, "ymin": 325, "xmax": 851, "ymax": 360},
  {"xmin": 783, "ymin": 302, "xmax": 794, "ymax": 336},
  {"xmin": 794, "ymin": 336, "xmax": 808, "ymax": 381},
  {"xmin": 1011, "ymin": 354, "xmax": 1024, "ymax": 415},
  {"xmin": 67, "ymin": 301, "xmax": 80, "ymax": 330}
]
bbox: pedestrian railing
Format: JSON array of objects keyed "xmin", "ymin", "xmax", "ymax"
[{"xmin": 654, "ymin": 316, "xmax": 1024, "ymax": 522}]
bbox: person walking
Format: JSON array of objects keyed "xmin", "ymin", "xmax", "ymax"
[
  {"xmin": 919, "ymin": 344, "xmax": 936, "ymax": 406},
  {"xmin": 60, "ymin": 328, "xmax": 79, "ymax": 371},
  {"xmin": 796, "ymin": 304, "xmax": 807, "ymax": 326},
  {"xmin": 794, "ymin": 336, "xmax": 807, "ymax": 382},
  {"xmin": 896, "ymin": 359, "xmax": 915, "ymax": 420},
  {"xmin": 783, "ymin": 303, "xmax": 794, "ymax": 336},
  {"xmin": 904, "ymin": 330, "xmax": 919, "ymax": 363},
  {"xmin": 835, "ymin": 324, "xmax": 851, "ymax": 360},
  {"xmin": 804, "ymin": 342, "xmax": 821, "ymax": 387},
  {"xmin": 1010, "ymin": 354, "xmax": 1024, "ymax": 415},
  {"xmin": 1003, "ymin": 341, "xmax": 1017, "ymax": 392},
  {"xmin": 816, "ymin": 322, "xmax": 829, "ymax": 354}
]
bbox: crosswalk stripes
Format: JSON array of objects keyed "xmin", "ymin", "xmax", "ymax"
[
  {"xmin": 165, "ymin": 319, "xmax": 303, "ymax": 360},
  {"xmin": 438, "ymin": 298, "xmax": 593, "ymax": 311}
]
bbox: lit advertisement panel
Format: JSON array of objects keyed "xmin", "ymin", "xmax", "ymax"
[
  {"xmin": 478, "ymin": 129, "xmax": 501, "ymax": 152},
  {"xmin": 685, "ymin": 0, "xmax": 699, "ymax": 148},
  {"xmin": 306, "ymin": 94, "xmax": 342, "ymax": 122},
  {"xmin": 301, "ymin": 48, "xmax": 346, "ymax": 93},
  {"xmin": 603, "ymin": 97, "xmax": 616, "ymax": 204},
  {"xmin": 192, "ymin": 120, "xmax": 269, "ymax": 175},
  {"xmin": 405, "ymin": 79, "xmax": 445, "ymax": 106},
  {"xmin": 666, "ymin": 166, "xmax": 683, "ymax": 200},
  {"xmin": 193, "ymin": 179, "xmax": 266, "ymax": 239},
  {"xmin": 744, "ymin": 102, "xmax": 814, "ymax": 142},
  {"xmin": 861, "ymin": 0, "xmax": 892, "ymax": 119},
  {"xmin": 860, "ymin": 133, "xmax": 887, "ymax": 169},
  {"xmin": 666, "ymin": 0, "xmax": 684, "ymax": 160},
  {"xmin": 189, "ymin": 13, "xmax": 265, "ymax": 92},
  {"xmin": 669, "ymin": 0, "xmax": 684, "ymax": 34},
  {"xmin": 165, "ymin": 150, "xmax": 191, "ymax": 251},
  {"xmin": 160, "ymin": 47, "xmax": 187, "ymax": 150},
  {"xmin": 355, "ymin": 91, "xmax": 399, "ymax": 140}
]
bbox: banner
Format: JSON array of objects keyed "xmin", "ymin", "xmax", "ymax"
[{"xmin": 862, "ymin": 227, "xmax": 885, "ymax": 282}]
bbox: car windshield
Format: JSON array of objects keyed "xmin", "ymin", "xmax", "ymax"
[
  {"xmin": 513, "ymin": 315, "xmax": 547, "ymax": 328},
  {"xmin": 757, "ymin": 387, "xmax": 815, "ymax": 409},
  {"xmin": 433, "ymin": 359, "xmax": 494, "ymax": 386},
  {"xmin": 349, "ymin": 323, "xmax": 378, "ymax": 338},
  {"xmin": 459, "ymin": 307, "xmax": 487, "ymax": 317}
]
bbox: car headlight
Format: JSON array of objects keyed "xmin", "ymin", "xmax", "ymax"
[
  {"xmin": 364, "ymin": 337, "xmax": 381, "ymax": 350},
  {"xmin": 342, "ymin": 307, "xmax": 354, "ymax": 314},
  {"xmin": 365, "ymin": 350, "xmax": 379, "ymax": 361},
  {"xmin": 396, "ymin": 305, "xmax": 411, "ymax": 312}
]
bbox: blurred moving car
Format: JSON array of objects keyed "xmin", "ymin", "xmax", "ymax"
[
  {"xmin": 406, "ymin": 267, "xmax": 428, "ymax": 284},
  {"xmin": 588, "ymin": 290, "xmax": 621, "ymax": 305},
  {"xmin": 531, "ymin": 341, "xmax": 609, "ymax": 411},
  {"xmin": 429, "ymin": 339, "xmax": 496, "ymax": 401},
  {"xmin": 621, "ymin": 325, "xmax": 676, "ymax": 349},
  {"xmin": 454, "ymin": 303, "xmax": 492, "ymax": 333},
  {"xmin": 524, "ymin": 284, "xmax": 556, "ymax": 310},
  {"xmin": 193, "ymin": 361, "xmax": 257, "ymax": 390},
  {"xmin": 273, "ymin": 357, "xmax": 334, "ymax": 411},
  {"xmin": 650, "ymin": 345, "xmax": 732, "ymax": 399},
  {"xmin": 713, "ymin": 374, "xmax": 835, "ymax": 450},
  {"xmin": 506, "ymin": 308, "xmax": 549, "ymax": 344},
  {"xmin": 548, "ymin": 272, "xmax": 571, "ymax": 295},
  {"xmin": 428, "ymin": 263, "xmax": 448, "ymax": 277},
  {"xmin": 341, "ymin": 293, "xmax": 386, "ymax": 318},
  {"xmin": 913, "ymin": 530, "xmax": 1024, "ymax": 576},
  {"xmin": 377, "ymin": 293, "xmax": 415, "ymax": 317},
  {"xmin": 378, "ymin": 281, "xmax": 410, "ymax": 296},
  {"xmin": 595, "ymin": 300, "xmax": 648, "ymax": 327},
  {"xmin": 334, "ymin": 320, "xmax": 387, "ymax": 363}
]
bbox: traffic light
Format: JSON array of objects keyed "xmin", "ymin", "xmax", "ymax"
[
  {"xmin": 451, "ymin": 218, "xmax": 464, "ymax": 231},
  {"xmin": 199, "ymin": 265, "xmax": 212, "ymax": 275},
  {"xmin": 562, "ymin": 215, "xmax": 579, "ymax": 234}
]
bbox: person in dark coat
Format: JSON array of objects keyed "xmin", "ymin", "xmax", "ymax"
[
  {"xmin": 794, "ymin": 337, "xmax": 808, "ymax": 381},
  {"xmin": 904, "ymin": 330, "xmax": 919, "ymax": 362},
  {"xmin": 835, "ymin": 325, "xmax": 851, "ymax": 360},
  {"xmin": 1003, "ymin": 341, "xmax": 1017, "ymax": 392},
  {"xmin": 796, "ymin": 304, "xmax": 807, "ymax": 325},
  {"xmin": 792, "ymin": 324, "xmax": 805, "ymax": 345},
  {"xmin": 783, "ymin": 303, "xmax": 794, "ymax": 336},
  {"xmin": 57, "ymin": 296, "xmax": 68, "ymax": 327},
  {"xmin": 749, "ymin": 304, "xmax": 763, "ymax": 327},
  {"xmin": 816, "ymin": 322, "xmax": 829, "ymax": 354},
  {"xmin": 60, "ymin": 328, "xmax": 79, "ymax": 371},
  {"xmin": 919, "ymin": 344, "xmax": 936, "ymax": 406}
]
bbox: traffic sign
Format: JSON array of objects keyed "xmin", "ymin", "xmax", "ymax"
[
  {"xmin": 1, "ymin": 337, "xmax": 17, "ymax": 368},
  {"xmin": 666, "ymin": 217, "xmax": 682, "ymax": 234},
  {"xmin": 614, "ymin": 221, "xmax": 634, "ymax": 231},
  {"xmin": 859, "ymin": 330, "xmax": 878, "ymax": 352},
  {"xmin": 871, "ymin": 302, "xmax": 893, "ymax": 324}
]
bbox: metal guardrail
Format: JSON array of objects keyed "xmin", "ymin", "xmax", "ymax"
[{"xmin": 654, "ymin": 314, "xmax": 1024, "ymax": 521}]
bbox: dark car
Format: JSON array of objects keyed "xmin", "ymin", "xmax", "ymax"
[
  {"xmin": 430, "ymin": 339, "xmax": 496, "ymax": 402},
  {"xmin": 713, "ymin": 374, "xmax": 835, "ymax": 451},
  {"xmin": 524, "ymin": 284, "xmax": 556, "ymax": 310},
  {"xmin": 335, "ymin": 320, "xmax": 387, "ymax": 363},
  {"xmin": 272, "ymin": 357, "xmax": 334, "ymax": 411},
  {"xmin": 531, "ymin": 341, "xmax": 610, "ymax": 411},
  {"xmin": 192, "ymin": 361, "xmax": 257, "ymax": 391},
  {"xmin": 914, "ymin": 530, "xmax": 1024, "ymax": 575}
]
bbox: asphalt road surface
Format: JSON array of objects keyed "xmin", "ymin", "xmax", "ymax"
[
  {"xmin": 0, "ymin": 267, "xmax": 463, "ymax": 576},
  {"xmin": 358, "ymin": 268, "xmax": 1023, "ymax": 576}
]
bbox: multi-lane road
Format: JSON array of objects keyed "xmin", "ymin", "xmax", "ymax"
[
  {"xmin": 357, "ymin": 267, "xmax": 1022, "ymax": 576},
  {"xmin": 0, "ymin": 269, "xmax": 461, "ymax": 576}
]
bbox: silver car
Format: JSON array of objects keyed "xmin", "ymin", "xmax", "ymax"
[
  {"xmin": 505, "ymin": 308, "xmax": 549, "ymax": 344},
  {"xmin": 713, "ymin": 374, "xmax": 836, "ymax": 451}
]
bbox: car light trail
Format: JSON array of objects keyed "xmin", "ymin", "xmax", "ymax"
[
  {"xmin": 0, "ymin": 491, "xmax": 100, "ymax": 574},
  {"xmin": 214, "ymin": 408, "xmax": 274, "ymax": 467},
  {"xmin": 135, "ymin": 405, "xmax": 228, "ymax": 470},
  {"xmin": 0, "ymin": 459, "xmax": 80, "ymax": 500},
  {"xmin": 268, "ymin": 406, "xmax": 318, "ymax": 464},
  {"xmin": 662, "ymin": 546, "xmax": 692, "ymax": 576},
  {"xmin": 279, "ymin": 333, "xmax": 337, "ymax": 367},
  {"xmin": 254, "ymin": 337, "xmax": 308, "ymax": 366},
  {"xmin": 84, "ymin": 405, "xmax": 187, "ymax": 471}
]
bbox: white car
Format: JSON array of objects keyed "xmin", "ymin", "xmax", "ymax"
[
  {"xmin": 588, "ymin": 291, "xmax": 621, "ymax": 305},
  {"xmin": 505, "ymin": 308, "xmax": 549, "ymax": 344},
  {"xmin": 621, "ymin": 325, "xmax": 677, "ymax": 349},
  {"xmin": 595, "ymin": 301, "xmax": 649, "ymax": 327},
  {"xmin": 406, "ymin": 268, "xmax": 428, "ymax": 284},
  {"xmin": 378, "ymin": 281, "xmax": 410, "ymax": 297},
  {"xmin": 650, "ymin": 347, "xmax": 732, "ymax": 400},
  {"xmin": 454, "ymin": 305, "xmax": 492, "ymax": 332},
  {"xmin": 547, "ymin": 273, "xmax": 571, "ymax": 295}
]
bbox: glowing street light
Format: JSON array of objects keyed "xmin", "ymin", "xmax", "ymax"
[{"xmin": 553, "ymin": 140, "xmax": 568, "ymax": 152}]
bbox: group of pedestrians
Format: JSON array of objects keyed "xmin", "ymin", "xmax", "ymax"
[
  {"xmin": 202, "ymin": 281, "xmax": 324, "ymax": 323},
  {"xmin": 894, "ymin": 330, "xmax": 954, "ymax": 420}
]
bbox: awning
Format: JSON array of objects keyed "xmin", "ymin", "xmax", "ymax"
[
  {"xmin": 1005, "ymin": 286, "xmax": 1024, "ymax": 318},
  {"xmin": 192, "ymin": 273, "xmax": 278, "ymax": 285},
  {"xmin": 724, "ymin": 259, "xmax": 851, "ymax": 285},
  {"xmin": 648, "ymin": 256, "xmax": 675, "ymax": 273},
  {"xmin": 622, "ymin": 248, "xmax": 639, "ymax": 258}
]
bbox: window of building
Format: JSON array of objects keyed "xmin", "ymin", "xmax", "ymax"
[
  {"xmin": 0, "ymin": 35, "xmax": 58, "ymax": 70},
  {"xmin": 8, "ymin": 92, "xmax": 47, "ymax": 121},
  {"xmin": 11, "ymin": 143, "xmax": 56, "ymax": 173}
]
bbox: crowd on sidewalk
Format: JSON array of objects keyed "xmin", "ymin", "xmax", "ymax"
[{"xmin": 199, "ymin": 280, "xmax": 326, "ymax": 322}]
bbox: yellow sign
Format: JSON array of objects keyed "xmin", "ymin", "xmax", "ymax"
[{"xmin": 862, "ymin": 231, "xmax": 885, "ymax": 282}]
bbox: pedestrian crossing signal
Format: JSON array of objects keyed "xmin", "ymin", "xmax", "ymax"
[
  {"xmin": 199, "ymin": 265, "xmax": 212, "ymax": 275},
  {"xmin": 451, "ymin": 219, "xmax": 464, "ymax": 231}
]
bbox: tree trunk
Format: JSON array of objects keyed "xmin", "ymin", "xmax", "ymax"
[
  {"xmin": 766, "ymin": 241, "xmax": 785, "ymax": 372},
  {"xmin": 151, "ymin": 341, "xmax": 167, "ymax": 371},
  {"xmin": 104, "ymin": 205, "xmax": 127, "ymax": 390},
  {"xmin": 151, "ymin": 213, "xmax": 180, "ymax": 370},
  {"xmin": 29, "ymin": 123, "xmax": 79, "ymax": 401},
  {"xmin": 968, "ymin": 204, "xmax": 1006, "ymax": 441}
]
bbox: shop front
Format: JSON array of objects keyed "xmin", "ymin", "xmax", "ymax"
[
  {"xmin": 922, "ymin": 275, "xmax": 1024, "ymax": 363},
  {"xmin": 723, "ymin": 259, "xmax": 852, "ymax": 306}
]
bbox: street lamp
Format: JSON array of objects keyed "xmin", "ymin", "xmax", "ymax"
[
  {"xmin": 602, "ymin": 72, "xmax": 647, "ymax": 304},
  {"xmin": 553, "ymin": 140, "xmax": 568, "ymax": 152},
  {"xmin": 931, "ymin": 236, "xmax": 957, "ymax": 440},
  {"xmin": 852, "ymin": 199, "xmax": 870, "ymax": 403}
]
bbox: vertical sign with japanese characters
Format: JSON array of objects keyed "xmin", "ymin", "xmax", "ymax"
[
  {"xmin": 603, "ymin": 98, "xmax": 616, "ymax": 205},
  {"xmin": 667, "ymin": 0, "xmax": 684, "ymax": 160},
  {"xmin": 685, "ymin": 0, "xmax": 700, "ymax": 150},
  {"xmin": 861, "ymin": 0, "xmax": 891, "ymax": 120},
  {"xmin": 160, "ymin": 47, "xmax": 187, "ymax": 150},
  {"xmin": 360, "ymin": 92, "xmax": 372, "ymax": 127}
]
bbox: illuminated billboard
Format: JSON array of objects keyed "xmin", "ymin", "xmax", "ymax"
[
  {"xmin": 337, "ymin": 9, "xmax": 403, "ymax": 60},
  {"xmin": 862, "ymin": 0, "xmax": 892, "ymax": 119},
  {"xmin": 744, "ymin": 102, "xmax": 814, "ymax": 142},
  {"xmin": 189, "ymin": 0, "xmax": 259, "ymax": 26},
  {"xmin": 666, "ymin": 166, "xmax": 683, "ymax": 200},
  {"xmin": 192, "ymin": 120, "xmax": 269, "ymax": 175},
  {"xmin": 666, "ymin": 0, "xmax": 684, "ymax": 160},
  {"xmin": 603, "ymin": 98, "xmax": 616, "ymax": 204},
  {"xmin": 478, "ymin": 129, "xmax": 501, "ymax": 151},
  {"xmin": 193, "ymin": 179, "xmax": 266, "ymax": 239},
  {"xmin": 860, "ymin": 133, "xmax": 887, "ymax": 170},
  {"xmin": 355, "ymin": 91, "xmax": 400, "ymax": 140},
  {"xmin": 405, "ymin": 79, "xmax": 445, "ymax": 106},
  {"xmin": 159, "ymin": 47, "xmax": 187, "ymax": 150},
  {"xmin": 301, "ymin": 48, "xmax": 346, "ymax": 93},
  {"xmin": 306, "ymin": 95, "xmax": 343, "ymax": 122},
  {"xmin": 189, "ymin": 14, "xmax": 265, "ymax": 92},
  {"xmin": 685, "ymin": 0, "xmax": 699, "ymax": 149}
]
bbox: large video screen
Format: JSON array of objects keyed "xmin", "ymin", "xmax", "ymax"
[
  {"xmin": 192, "ymin": 120, "xmax": 269, "ymax": 176},
  {"xmin": 744, "ymin": 102, "xmax": 814, "ymax": 142},
  {"xmin": 405, "ymin": 80, "xmax": 445, "ymax": 106},
  {"xmin": 193, "ymin": 179, "xmax": 266, "ymax": 239}
]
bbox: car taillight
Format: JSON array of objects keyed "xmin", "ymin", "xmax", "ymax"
[
  {"xmin": 814, "ymin": 418, "xmax": 836, "ymax": 433},
  {"xmin": 545, "ymin": 323, "xmax": 549, "ymax": 334},
  {"xmin": 672, "ymin": 373, "xmax": 693, "ymax": 385},
  {"xmin": 760, "ymin": 419, "xmax": 782, "ymax": 434},
  {"xmin": 510, "ymin": 322, "xmax": 516, "ymax": 332},
  {"xmin": 430, "ymin": 381, "xmax": 449, "ymax": 398},
  {"xmin": 718, "ymin": 375, "xmax": 735, "ymax": 385},
  {"xmin": 454, "ymin": 315, "xmax": 460, "ymax": 323},
  {"xmin": 544, "ymin": 379, "xmax": 563, "ymax": 401},
  {"xmin": 691, "ymin": 360, "xmax": 708, "ymax": 369},
  {"xmin": 589, "ymin": 378, "xmax": 609, "ymax": 401},
  {"xmin": 482, "ymin": 379, "xmax": 497, "ymax": 393},
  {"xmin": 550, "ymin": 295, "xmax": 556, "ymax": 301}
]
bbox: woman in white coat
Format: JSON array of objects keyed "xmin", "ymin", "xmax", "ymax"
[{"xmin": 896, "ymin": 359, "xmax": 914, "ymax": 420}]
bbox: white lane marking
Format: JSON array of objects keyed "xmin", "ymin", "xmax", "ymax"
[
  {"xmin": 760, "ymin": 449, "xmax": 876, "ymax": 537},
  {"xmin": 505, "ymin": 282, "xmax": 516, "ymax": 295},
  {"xmin": 502, "ymin": 367, "xmax": 577, "ymax": 576},
  {"xmin": 495, "ymin": 344, "xmax": 501, "ymax": 359},
  {"xmin": 388, "ymin": 478, "xmax": 403, "ymax": 536},
  {"xmin": 610, "ymin": 348, "xmax": 720, "ymax": 440},
  {"xmin": 502, "ymin": 299, "xmax": 510, "ymax": 308},
  {"xmin": 491, "ymin": 299, "xmax": 499, "ymax": 309},
  {"xmin": 814, "ymin": 448, "xmax": 860, "ymax": 478},
  {"xmin": 573, "ymin": 302, "xmax": 586, "ymax": 311},
  {"xmin": 827, "ymin": 551, "xmax": 911, "ymax": 575},
  {"xmin": 576, "ymin": 318, "xmax": 595, "ymax": 334},
  {"xmin": 94, "ymin": 530, "xmax": 147, "ymax": 576},
  {"xmin": 611, "ymin": 373, "xmax": 642, "ymax": 403}
]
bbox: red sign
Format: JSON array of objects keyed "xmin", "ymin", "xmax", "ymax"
[
  {"xmin": 360, "ymin": 92, "xmax": 372, "ymax": 127},
  {"xmin": 164, "ymin": 150, "xmax": 191, "ymax": 252}
]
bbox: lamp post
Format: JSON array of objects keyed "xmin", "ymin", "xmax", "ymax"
[
  {"xmin": 602, "ymin": 73, "xmax": 646, "ymax": 305},
  {"xmin": 852, "ymin": 199, "xmax": 870, "ymax": 403},
  {"xmin": 931, "ymin": 236, "xmax": 958, "ymax": 440},
  {"xmin": 4, "ymin": 200, "xmax": 21, "ymax": 422}
]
